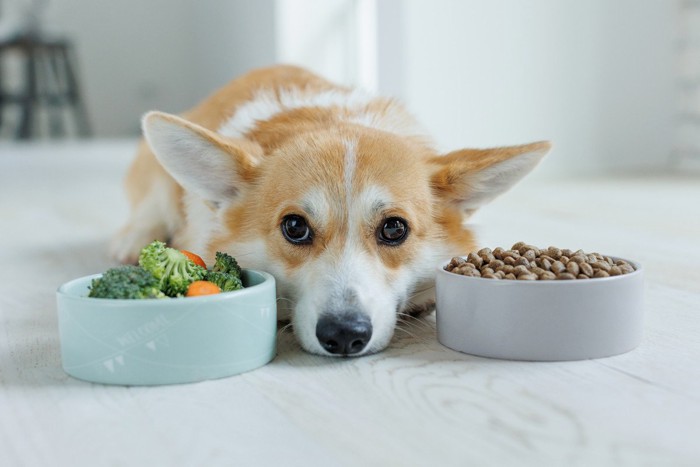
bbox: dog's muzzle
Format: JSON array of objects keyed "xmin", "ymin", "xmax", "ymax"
[{"xmin": 315, "ymin": 312, "xmax": 372, "ymax": 355}]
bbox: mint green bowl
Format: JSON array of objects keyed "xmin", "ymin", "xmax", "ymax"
[{"xmin": 56, "ymin": 269, "xmax": 276, "ymax": 385}]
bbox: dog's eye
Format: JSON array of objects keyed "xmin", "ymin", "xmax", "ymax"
[
  {"xmin": 378, "ymin": 217, "xmax": 408, "ymax": 245},
  {"xmin": 281, "ymin": 215, "xmax": 313, "ymax": 245}
]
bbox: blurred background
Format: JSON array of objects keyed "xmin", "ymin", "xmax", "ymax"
[{"xmin": 0, "ymin": 0, "xmax": 697, "ymax": 177}]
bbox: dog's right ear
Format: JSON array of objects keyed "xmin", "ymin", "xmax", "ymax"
[
  {"xmin": 142, "ymin": 111, "xmax": 261, "ymax": 204},
  {"xmin": 429, "ymin": 141, "xmax": 551, "ymax": 215}
]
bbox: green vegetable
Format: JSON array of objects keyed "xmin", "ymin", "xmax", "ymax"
[
  {"xmin": 88, "ymin": 265, "xmax": 166, "ymax": 299},
  {"xmin": 138, "ymin": 240, "xmax": 207, "ymax": 296},
  {"xmin": 208, "ymin": 251, "xmax": 243, "ymax": 292},
  {"xmin": 212, "ymin": 251, "xmax": 242, "ymax": 278},
  {"xmin": 206, "ymin": 271, "xmax": 243, "ymax": 292}
]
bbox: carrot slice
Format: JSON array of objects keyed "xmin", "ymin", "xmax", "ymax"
[
  {"xmin": 181, "ymin": 250, "xmax": 207, "ymax": 269},
  {"xmin": 186, "ymin": 281, "xmax": 221, "ymax": 297}
]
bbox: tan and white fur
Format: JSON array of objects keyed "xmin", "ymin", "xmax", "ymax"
[{"xmin": 111, "ymin": 65, "xmax": 550, "ymax": 357}]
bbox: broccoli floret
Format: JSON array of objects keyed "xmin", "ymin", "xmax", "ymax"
[
  {"xmin": 212, "ymin": 251, "xmax": 242, "ymax": 278},
  {"xmin": 138, "ymin": 240, "xmax": 207, "ymax": 296},
  {"xmin": 207, "ymin": 252, "xmax": 244, "ymax": 292},
  {"xmin": 88, "ymin": 265, "xmax": 166, "ymax": 299},
  {"xmin": 206, "ymin": 271, "xmax": 243, "ymax": 292}
]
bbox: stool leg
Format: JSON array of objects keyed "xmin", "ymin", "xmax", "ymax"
[
  {"xmin": 45, "ymin": 47, "xmax": 66, "ymax": 138},
  {"xmin": 61, "ymin": 46, "xmax": 91, "ymax": 137},
  {"xmin": 0, "ymin": 50, "xmax": 4, "ymax": 134},
  {"xmin": 17, "ymin": 44, "xmax": 38, "ymax": 140}
]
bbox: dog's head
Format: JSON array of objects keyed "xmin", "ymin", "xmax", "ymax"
[{"xmin": 143, "ymin": 111, "xmax": 550, "ymax": 356}]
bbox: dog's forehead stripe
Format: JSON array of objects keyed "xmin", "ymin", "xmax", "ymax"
[
  {"xmin": 343, "ymin": 139, "xmax": 357, "ymax": 214},
  {"xmin": 343, "ymin": 141, "xmax": 395, "ymax": 224},
  {"xmin": 296, "ymin": 142, "xmax": 395, "ymax": 239}
]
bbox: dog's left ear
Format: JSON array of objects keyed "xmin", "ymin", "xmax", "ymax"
[
  {"xmin": 142, "ymin": 111, "xmax": 261, "ymax": 204},
  {"xmin": 429, "ymin": 141, "xmax": 551, "ymax": 213}
]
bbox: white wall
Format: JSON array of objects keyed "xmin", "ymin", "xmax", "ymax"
[
  {"xmin": 397, "ymin": 0, "xmax": 677, "ymax": 176},
  {"xmin": 6, "ymin": 0, "xmax": 679, "ymax": 179},
  {"xmin": 28, "ymin": 0, "xmax": 276, "ymax": 137},
  {"xmin": 17, "ymin": 0, "xmax": 355, "ymax": 138},
  {"xmin": 43, "ymin": 0, "xmax": 197, "ymax": 136},
  {"xmin": 675, "ymin": 0, "xmax": 700, "ymax": 163},
  {"xmin": 191, "ymin": 0, "xmax": 276, "ymax": 101},
  {"xmin": 275, "ymin": 0, "xmax": 360, "ymax": 88}
]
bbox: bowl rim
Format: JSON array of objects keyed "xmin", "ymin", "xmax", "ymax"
[
  {"xmin": 437, "ymin": 255, "xmax": 643, "ymax": 285},
  {"xmin": 57, "ymin": 268, "xmax": 275, "ymax": 305}
]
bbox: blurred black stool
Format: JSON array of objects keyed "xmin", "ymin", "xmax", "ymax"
[{"xmin": 0, "ymin": 34, "xmax": 91, "ymax": 139}]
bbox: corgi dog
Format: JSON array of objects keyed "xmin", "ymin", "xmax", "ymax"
[{"xmin": 111, "ymin": 65, "xmax": 550, "ymax": 357}]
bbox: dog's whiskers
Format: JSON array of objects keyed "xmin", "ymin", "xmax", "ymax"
[
  {"xmin": 394, "ymin": 326, "xmax": 419, "ymax": 339},
  {"xmin": 397, "ymin": 310, "xmax": 434, "ymax": 327},
  {"xmin": 407, "ymin": 285, "xmax": 436, "ymax": 300},
  {"xmin": 394, "ymin": 322, "xmax": 436, "ymax": 346},
  {"xmin": 396, "ymin": 319, "xmax": 433, "ymax": 334}
]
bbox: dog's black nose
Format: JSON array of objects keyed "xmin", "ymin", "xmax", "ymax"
[{"xmin": 316, "ymin": 313, "xmax": 372, "ymax": 355}]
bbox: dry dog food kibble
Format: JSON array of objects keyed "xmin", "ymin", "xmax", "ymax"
[{"xmin": 444, "ymin": 243, "xmax": 635, "ymax": 280}]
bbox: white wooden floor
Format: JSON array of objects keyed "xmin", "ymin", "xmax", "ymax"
[{"xmin": 1, "ymin": 140, "xmax": 699, "ymax": 467}]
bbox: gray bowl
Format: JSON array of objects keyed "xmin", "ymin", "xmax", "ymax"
[
  {"xmin": 56, "ymin": 269, "xmax": 277, "ymax": 385},
  {"xmin": 435, "ymin": 257, "xmax": 644, "ymax": 361}
]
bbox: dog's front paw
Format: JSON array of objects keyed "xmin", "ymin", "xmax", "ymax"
[
  {"xmin": 402, "ymin": 299, "xmax": 436, "ymax": 318},
  {"xmin": 399, "ymin": 283, "xmax": 436, "ymax": 318},
  {"xmin": 109, "ymin": 224, "xmax": 167, "ymax": 264}
]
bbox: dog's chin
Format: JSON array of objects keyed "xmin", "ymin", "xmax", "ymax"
[{"xmin": 298, "ymin": 342, "xmax": 386, "ymax": 358}]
